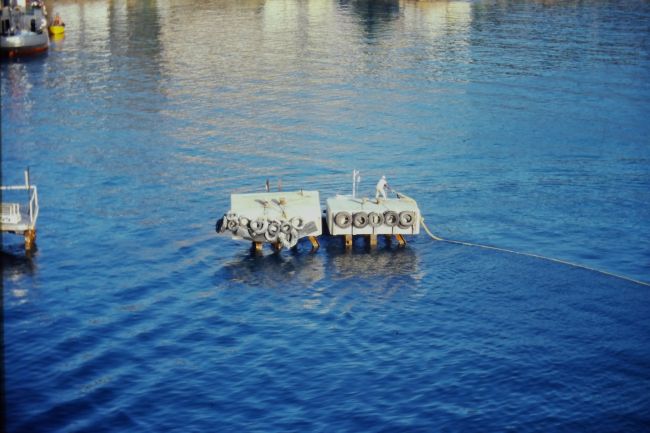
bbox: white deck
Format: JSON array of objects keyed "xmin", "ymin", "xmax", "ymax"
[
  {"xmin": 326, "ymin": 195, "xmax": 420, "ymax": 236},
  {"xmin": 1, "ymin": 172, "xmax": 39, "ymax": 235},
  {"xmin": 223, "ymin": 190, "xmax": 322, "ymax": 244},
  {"xmin": 231, "ymin": 191, "xmax": 322, "ymax": 229},
  {"xmin": 1, "ymin": 203, "xmax": 34, "ymax": 232}
]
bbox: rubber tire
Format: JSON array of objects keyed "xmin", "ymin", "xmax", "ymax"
[
  {"xmin": 368, "ymin": 212, "xmax": 384, "ymax": 228},
  {"xmin": 291, "ymin": 217, "xmax": 304, "ymax": 231},
  {"xmin": 398, "ymin": 211, "xmax": 416, "ymax": 228},
  {"xmin": 265, "ymin": 221, "xmax": 280, "ymax": 242},
  {"xmin": 353, "ymin": 212, "xmax": 369, "ymax": 229},
  {"xmin": 286, "ymin": 228, "xmax": 299, "ymax": 248},
  {"xmin": 384, "ymin": 210, "xmax": 398, "ymax": 227},
  {"xmin": 334, "ymin": 211, "xmax": 352, "ymax": 229},
  {"xmin": 268, "ymin": 221, "xmax": 280, "ymax": 233},
  {"xmin": 250, "ymin": 218, "xmax": 267, "ymax": 235},
  {"xmin": 280, "ymin": 221, "xmax": 293, "ymax": 234}
]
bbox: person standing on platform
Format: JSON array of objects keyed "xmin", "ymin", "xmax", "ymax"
[{"xmin": 375, "ymin": 175, "xmax": 390, "ymax": 201}]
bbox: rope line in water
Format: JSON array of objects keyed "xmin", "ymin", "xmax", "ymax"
[{"xmin": 420, "ymin": 218, "xmax": 650, "ymax": 288}]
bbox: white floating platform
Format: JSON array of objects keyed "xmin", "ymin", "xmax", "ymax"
[
  {"xmin": 218, "ymin": 190, "xmax": 322, "ymax": 249},
  {"xmin": 326, "ymin": 195, "xmax": 420, "ymax": 236},
  {"xmin": 1, "ymin": 203, "xmax": 33, "ymax": 232},
  {"xmin": 1, "ymin": 170, "xmax": 39, "ymax": 251}
]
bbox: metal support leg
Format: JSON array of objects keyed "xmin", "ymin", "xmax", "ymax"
[
  {"xmin": 369, "ymin": 235, "xmax": 377, "ymax": 247},
  {"xmin": 395, "ymin": 234, "xmax": 406, "ymax": 247},
  {"xmin": 24, "ymin": 229, "xmax": 36, "ymax": 251},
  {"xmin": 344, "ymin": 234, "xmax": 353, "ymax": 248},
  {"xmin": 308, "ymin": 236, "xmax": 320, "ymax": 251}
]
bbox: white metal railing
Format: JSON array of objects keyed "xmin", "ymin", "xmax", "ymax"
[
  {"xmin": 29, "ymin": 184, "xmax": 39, "ymax": 228},
  {"xmin": 1, "ymin": 203, "xmax": 20, "ymax": 224},
  {"xmin": 0, "ymin": 169, "xmax": 39, "ymax": 229}
]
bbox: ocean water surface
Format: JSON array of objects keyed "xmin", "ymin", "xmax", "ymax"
[{"xmin": 2, "ymin": 0, "xmax": 650, "ymax": 431}]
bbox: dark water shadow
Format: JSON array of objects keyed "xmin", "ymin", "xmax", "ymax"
[
  {"xmin": 213, "ymin": 235, "xmax": 421, "ymax": 291},
  {"xmin": 111, "ymin": 0, "xmax": 164, "ymax": 65},
  {"xmin": 0, "ymin": 50, "xmax": 49, "ymax": 65},
  {"xmin": 340, "ymin": 0, "xmax": 400, "ymax": 40},
  {"xmin": 1, "ymin": 249, "xmax": 37, "ymax": 278},
  {"xmin": 323, "ymin": 236, "xmax": 420, "ymax": 279},
  {"xmin": 0, "ymin": 50, "xmax": 49, "ymax": 70},
  {"xmin": 214, "ymin": 244, "xmax": 327, "ymax": 289}
]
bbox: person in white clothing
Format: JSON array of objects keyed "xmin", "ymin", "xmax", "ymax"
[{"xmin": 375, "ymin": 175, "xmax": 390, "ymax": 201}]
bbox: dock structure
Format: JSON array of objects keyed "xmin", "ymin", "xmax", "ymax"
[
  {"xmin": 217, "ymin": 190, "xmax": 322, "ymax": 251},
  {"xmin": 1, "ymin": 170, "xmax": 39, "ymax": 251},
  {"xmin": 215, "ymin": 172, "xmax": 423, "ymax": 252},
  {"xmin": 326, "ymin": 195, "xmax": 420, "ymax": 248}
]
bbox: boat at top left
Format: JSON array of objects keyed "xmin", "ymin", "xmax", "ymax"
[{"xmin": 1, "ymin": 0, "xmax": 49, "ymax": 58}]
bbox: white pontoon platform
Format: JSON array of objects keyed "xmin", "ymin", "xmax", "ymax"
[
  {"xmin": 217, "ymin": 190, "xmax": 322, "ymax": 251},
  {"xmin": 326, "ymin": 195, "xmax": 420, "ymax": 247},
  {"xmin": 214, "ymin": 172, "xmax": 423, "ymax": 252}
]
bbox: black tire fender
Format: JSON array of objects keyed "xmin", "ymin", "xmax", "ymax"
[
  {"xmin": 250, "ymin": 218, "xmax": 268, "ymax": 235},
  {"xmin": 384, "ymin": 210, "xmax": 399, "ymax": 227},
  {"xmin": 291, "ymin": 217, "xmax": 304, "ymax": 231},
  {"xmin": 368, "ymin": 212, "xmax": 384, "ymax": 228},
  {"xmin": 398, "ymin": 211, "xmax": 416, "ymax": 228},
  {"xmin": 334, "ymin": 211, "xmax": 352, "ymax": 229},
  {"xmin": 353, "ymin": 212, "xmax": 369, "ymax": 228},
  {"xmin": 280, "ymin": 221, "xmax": 293, "ymax": 234}
]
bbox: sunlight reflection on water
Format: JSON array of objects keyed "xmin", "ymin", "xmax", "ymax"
[{"xmin": 2, "ymin": 0, "xmax": 650, "ymax": 432}]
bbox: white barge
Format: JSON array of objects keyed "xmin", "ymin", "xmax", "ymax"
[
  {"xmin": 326, "ymin": 194, "xmax": 420, "ymax": 247},
  {"xmin": 217, "ymin": 190, "xmax": 322, "ymax": 252},
  {"xmin": 216, "ymin": 173, "xmax": 421, "ymax": 252}
]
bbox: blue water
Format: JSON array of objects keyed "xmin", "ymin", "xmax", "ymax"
[{"xmin": 2, "ymin": 0, "xmax": 650, "ymax": 431}]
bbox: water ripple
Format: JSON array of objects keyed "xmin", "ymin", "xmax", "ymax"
[{"xmin": 3, "ymin": 0, "xmax": 650, "ymax": 431}]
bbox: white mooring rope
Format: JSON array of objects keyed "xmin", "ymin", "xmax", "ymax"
[{"xmin": 420, "ymin": 218, "xmax": 650, "ymax": 288}]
